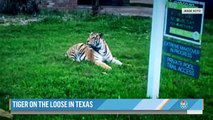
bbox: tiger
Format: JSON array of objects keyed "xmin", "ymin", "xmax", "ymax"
[{"xmin": 65, "ymin": 32, "xmax": 122, "ymax": 70}]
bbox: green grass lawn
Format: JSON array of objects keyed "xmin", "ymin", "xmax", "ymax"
[{"xmin": 0, "ymin": 12, "xmax": 212, "ymax": 120}]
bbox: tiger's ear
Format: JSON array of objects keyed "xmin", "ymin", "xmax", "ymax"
[
  {"xmin": 89, "ymin": 32, "xmax": 94, "ymax": 36},
  {"xmin": 99, "ymin": 33, "xmax": 103, "ymax": 38}
]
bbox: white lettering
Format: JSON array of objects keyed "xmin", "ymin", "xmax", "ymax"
[
  {"xmin": 12, "ymin": 101, "xmax": 28, "ymax": 108},
  {"xmin": 75, "ymin": 101, "xmax": 93, "ymax": 108},
  {"xmin": 49, "ymin": 101, "xmax": 67, "ymax": 108},
  {"xmin": 182, "ymin": 8, "xmax": 203, "ymax": 14}
]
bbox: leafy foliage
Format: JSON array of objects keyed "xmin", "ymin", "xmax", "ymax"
[{"xmin": 0, "ymin": 0, "xmax": 39, "ymax": 15}]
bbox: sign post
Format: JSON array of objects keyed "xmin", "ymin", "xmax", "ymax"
[
  {"xmin": 147, "ymin": 0, "xmax": 166, "ymax": 99},
  {"xmin": 162, "ymin": 0, "xmax": 204, "ymax": 79},
  {"xmin": 147, "ymin": 0, "xmax": 205, "ymax": 98}
]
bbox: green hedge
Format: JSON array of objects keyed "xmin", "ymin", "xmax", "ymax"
[{"xmin": 0, "ymin": 0, "xmax": 40, "ymax": 15}]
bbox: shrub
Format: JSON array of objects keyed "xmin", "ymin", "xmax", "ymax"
[{"xmin": 0, "ymin": 0, "xmax": 40, "ymax": 15}]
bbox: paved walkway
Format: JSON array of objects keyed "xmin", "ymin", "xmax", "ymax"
[
  {"xmin": 130, "ymin": 0, "xmax": 153, "ymax": 4},
  {"xmin": 77, "ymin": 5, "xmax": 153, "ymax": 17},
  {"xmin": 100, "ymin": 6, "xmax": 152, "ymax": 17}
]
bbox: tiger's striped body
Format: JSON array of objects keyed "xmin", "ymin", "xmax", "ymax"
[
  {"xmin": 65, "ymin": 43, "xmax": 93, "ymax": 62},
  {"xmin": 65, "ymin": 32, "xmax": 122, "ymax": 70}
]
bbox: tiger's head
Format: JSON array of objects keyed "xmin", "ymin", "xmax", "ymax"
[{"xmin": 87, "ymin": 32, "xmax": 104, "ymax": 51}]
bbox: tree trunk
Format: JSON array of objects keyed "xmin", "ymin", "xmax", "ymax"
[{"xmin": 92, "ymin": 0, "xmax": 100, "ymax": 16}]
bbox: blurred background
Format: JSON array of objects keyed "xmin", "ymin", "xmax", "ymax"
[{"xmin": 0, "ymin": 0, "xmax": 212, "ymax": 18}]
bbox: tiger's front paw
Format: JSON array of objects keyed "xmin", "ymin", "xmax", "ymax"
[
  {"xmin": 114, "ymin": 59, "xmax": 122, "ymax": 66},
  {"xmin": 117, "ymin": 61, "xmax": 122, "ymax": 65},
  {"xmin": 105, "ymin": 65, "xmax": 112, "ymax": 70}
]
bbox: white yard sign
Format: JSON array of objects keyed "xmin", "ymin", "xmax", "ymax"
[{"xmin": 147, "ymin": 0, "xmax": 205, "ymax": 98}]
